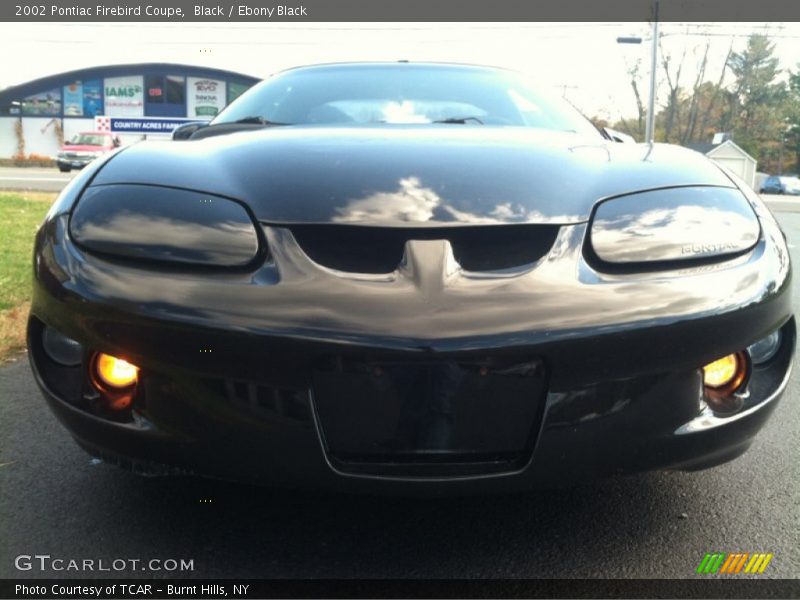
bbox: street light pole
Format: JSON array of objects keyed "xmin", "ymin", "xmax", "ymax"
[
  {"xmin": 616, "ymin": 0, "xmax": 658, "ymax": 143},
  {"xmin": 644, "ymin": 0, "xmax": 659, "ymax": 144}
]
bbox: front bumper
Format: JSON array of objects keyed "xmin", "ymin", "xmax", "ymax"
[
  {"xmin": 28, "ymin": 201, "xmax": 795, "ymax": 493},
  {"xmin": 57, "ymin": 156, "xmax": 95, "ymax": 169},
  {"xmin": 29, "ymin": 318, "xmax": 794, "ymax": 494}
]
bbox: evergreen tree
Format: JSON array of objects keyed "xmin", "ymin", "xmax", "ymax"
[{"xmin": 722, "ymin": 34, "xmax": 786, "ymax": 161}]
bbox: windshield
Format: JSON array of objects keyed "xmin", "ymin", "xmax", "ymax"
[
  {"xmin": 68, "ymin": 133, "xmax": 108, "ymax": 146},
  {"xmin": 212, "ymin": 64, "xmax": 601, "ymax": 137}
]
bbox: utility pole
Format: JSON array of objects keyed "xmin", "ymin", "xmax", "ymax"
[
  {"xmin": 616, "ymin": 12, "xmax": 661, "ymax": 144},
  {"xmin": 644, "ymin": 0, "xmax": 659, "ymax": 144}
]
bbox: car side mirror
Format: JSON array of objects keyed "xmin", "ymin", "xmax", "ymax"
[{"xmin": 172, "ymin": 122, "xmax": 207, "ymax": 141}]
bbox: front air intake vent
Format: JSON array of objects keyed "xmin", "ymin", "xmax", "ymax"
[
  {"xmin": 287, "ymin": 224, "xmax": 559, "ymax": 273},
  {"xmin": 209, "ymin": 379, "xmax": 313, "ymax": 423}
]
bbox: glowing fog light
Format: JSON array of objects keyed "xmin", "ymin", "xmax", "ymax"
[
  {"xmin": 703, "ymin": 354, "xmax": 742, "ymax": 389},
  {"xmin": 93, "ymin": 353, "xmax": 138, "ymax": 389},
  {"xmin": 702, "ymin": 352, "xmax": 749, "ymax": 414}
]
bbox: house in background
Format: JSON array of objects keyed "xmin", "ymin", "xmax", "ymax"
[{"xmin": 686, "ymin": 133, "xmax": 757, "ymax": 190}]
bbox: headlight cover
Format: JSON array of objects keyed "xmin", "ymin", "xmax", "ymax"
[
  {"xmin": 70, "ymin": 184, "xmax": 261, "ymax": 267},
  {"xmin": 589, "ymin": 186, "xmax": 760, "ymax": 266}
]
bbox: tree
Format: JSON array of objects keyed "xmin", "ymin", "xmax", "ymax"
[
  {"xmin": 679, "ymin": 39, "xmax": 710, "ymax": 144},
  {"xmin": 614, "ymin": 33, "xmax": 732, "ymax": 145},
  {"xmin": 785, "ymin": 67, "xmax": 800, "ymax": 174},
  {"xmin": 611, "ymin": 31, "xmax": 798, "ymax": 173},
  {"xmin": 613, "ymin": 59, "xmax": 646, "ymax": 141},
  {"xmin": 694, "ymin": 42, "xmax": 733, "ymax": 144},
  {"xmin": 722, "ymin": 34, "xmax": 786, "ymax": 162},
  {"xmin": 659, "ymin": 38, "xmax": 686, "ymax": 143}
]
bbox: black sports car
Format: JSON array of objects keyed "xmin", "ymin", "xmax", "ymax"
[{"xmin": 29, "ymin": 63, "xmax": 794, "ymax": 493}]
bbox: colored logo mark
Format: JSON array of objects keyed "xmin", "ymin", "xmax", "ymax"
[{"xmin": 696, "ymin": 552, "xmax": 773, "ymax": 574}]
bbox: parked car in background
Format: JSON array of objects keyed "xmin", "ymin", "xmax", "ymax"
[
  {"xmin": 56, "ymin": 131, "xmax": 119, "ymax": 172},
  {"xmin": 754, "ymin": 171, "xmax": 769, "ymax": 193},
  {"xmin": 760, "ymin": 175, "xmax": 800, "ymax": 196}
]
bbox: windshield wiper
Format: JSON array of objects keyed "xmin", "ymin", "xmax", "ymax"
[
  {"xmin": 432, "ymin": 116, "xmax": 484, "ymax": 125},
  {"xmin": 226, "ymin": 116, "xmax": 291, "ymax": 126},
  {"xmin": 186, "ymin": 116, "xmax": 291, "ymax": 140}
]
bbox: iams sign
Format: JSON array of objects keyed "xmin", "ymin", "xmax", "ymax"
[{"xmin": 105, "ymin": 86, "xmax": 143, "ymax": 98}]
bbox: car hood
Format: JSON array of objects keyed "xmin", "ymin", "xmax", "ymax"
[
  {"xmin": 91, "ymin": 126, "xmax": 736, "ymax": 226},
  {"xmin": 62, "ymin": 144, "xmax": 105, "ymax": 152}
]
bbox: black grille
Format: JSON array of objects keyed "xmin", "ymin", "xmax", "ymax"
[
  {"xmin": 212, "ymin": 379, "xmax": 312, "ymax": 423},
  {"xmin": 287, "ymin": 224, "xmax": 559, "ymax": 273}
]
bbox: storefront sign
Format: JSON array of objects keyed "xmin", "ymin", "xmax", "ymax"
[
  {"xmin": 22, "ymin": 89, "xmax": 61, "ymax": 116},
  {"xmin": 104, "ymin": 76, "xmax": 144, "ymax": 117},
  {"xmin": 187, "ymin": 77, "xmax": 226, "ymax": 118},
  {"xmin": 95, "ymin": 115, "xmax": 202, "ymax": 135},
  {"xmin": 63, "ymin": 82, "xmax": 83, "ymax": 116},
  {"xmin": 82, "ymin": 80, "xmax": 103, "ymax": 117}
]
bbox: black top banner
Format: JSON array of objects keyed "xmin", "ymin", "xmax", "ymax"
[{"xmin": 3, "ymin": 0, "xmax": 800, "ymax": 22}]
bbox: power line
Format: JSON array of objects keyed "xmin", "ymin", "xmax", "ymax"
[{"xmin": 12, "ymin": 31, "xmax": 800, "ymax": 46}]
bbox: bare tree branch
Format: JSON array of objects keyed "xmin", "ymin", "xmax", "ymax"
[{"xmin": 682, "ymin": 40, "xmax": 710, "ymax": 144}]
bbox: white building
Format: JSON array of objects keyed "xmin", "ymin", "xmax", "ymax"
[
  {"xmin": 687, "ymin": 136, "xmax": 758, "ymax": 190},
  {"xmin": 0, "ymin": 63, "xmax": 259, "ymax": 159}
]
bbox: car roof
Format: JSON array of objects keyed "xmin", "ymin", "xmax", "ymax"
[{"xmin": 275, "ymin": 61, "xmax": 513, "ymax": 77}]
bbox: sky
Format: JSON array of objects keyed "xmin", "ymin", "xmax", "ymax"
[{"xmin": 1, "ymin": 21, "xmax": 799, "ymax": 126}]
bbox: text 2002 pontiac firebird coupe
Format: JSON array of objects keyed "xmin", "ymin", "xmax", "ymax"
[{"xmin": 29, "ymin": 63, "xmax": 793, "ymax": 493}]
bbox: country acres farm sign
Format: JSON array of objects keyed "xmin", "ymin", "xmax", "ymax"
[{"xmin": 95, "ymin": 115, "xmax": 203, "ymax": 135}]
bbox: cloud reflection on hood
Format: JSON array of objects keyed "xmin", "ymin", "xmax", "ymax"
[
  {"xmin": 332, "ymin": 176, "xmax": 576, "ymax": 225},
  {"xmin": 591, "ymin": 187, "xmax": 760, "ymax": 264}
]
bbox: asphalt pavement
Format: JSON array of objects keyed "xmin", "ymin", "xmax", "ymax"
[
  {"xmin": 0, "ymin": 192, "xmax": 798, "ymax": 581},
  {"xmin": 0, "ymin": 166, "xmax": 75, "ymax": 192}
]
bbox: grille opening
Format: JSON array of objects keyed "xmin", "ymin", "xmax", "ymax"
[
  {"xmin": 212, "ymin": 379, "xmax": 312, "ymax": 423},
  {"xmin": 287, "ymin": 224, "xmax": 559, "ymax": 273}
]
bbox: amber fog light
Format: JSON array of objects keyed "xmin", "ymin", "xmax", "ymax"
[
  {"xmin": 703, "ymin": 354, "xmax": 741, "ymax": 389},
  {"xmin": 94, "ymin": 352, "xmax": 138, "ymax": 388},
  {"xmin": 703, "ymin": 352, "xmax": 749, "ymax": 413},
  {"xmin": 90, "ymin": 353, "xmax": 139, "ymax": 410}
]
